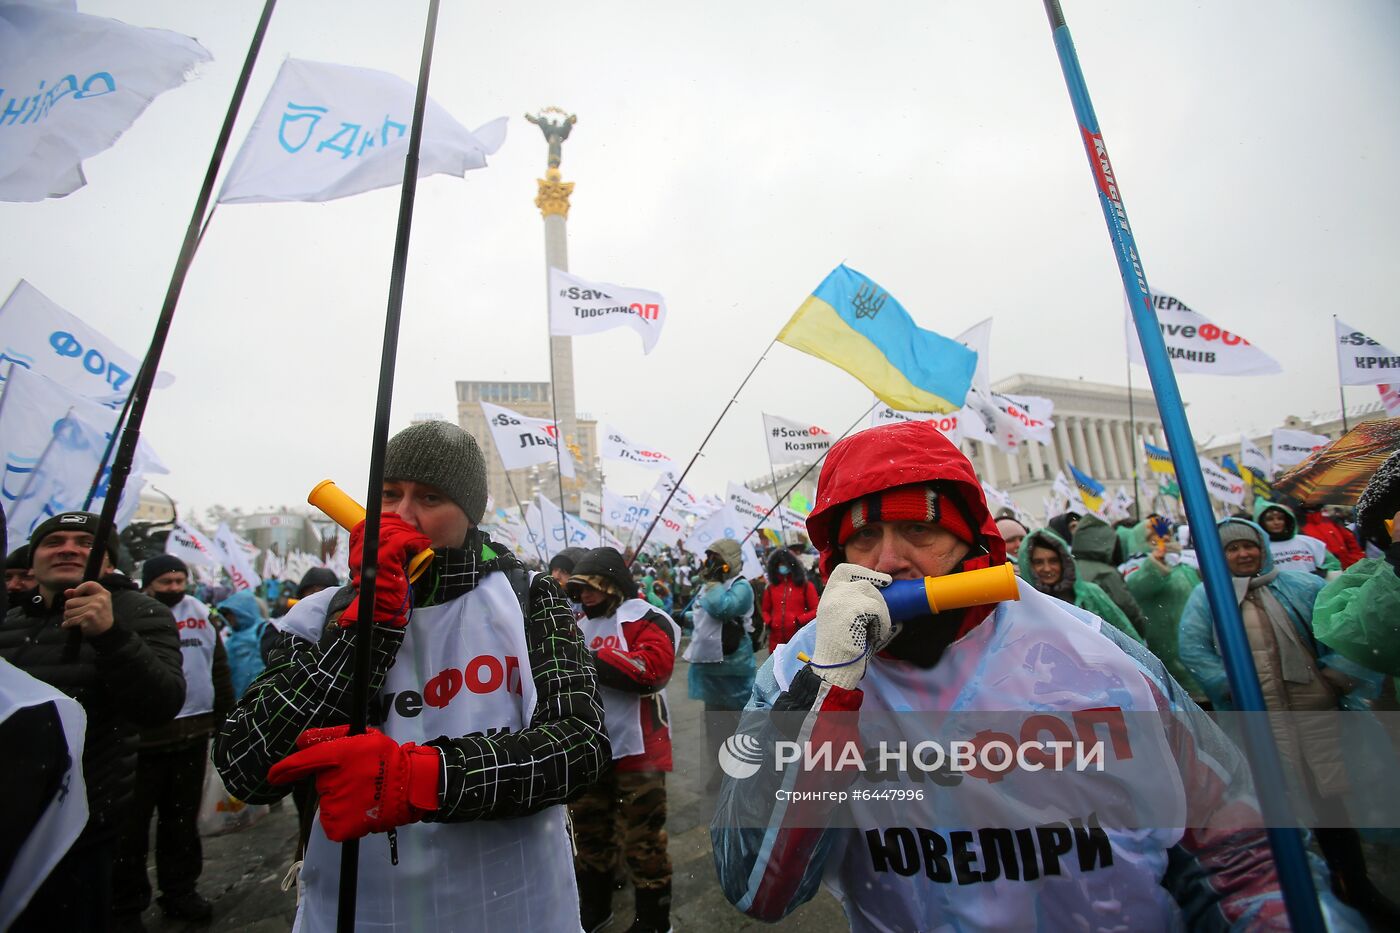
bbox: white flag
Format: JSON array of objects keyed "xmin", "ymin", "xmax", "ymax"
[
  {"xmin": 1107, "ymin": 487, "xmax": 1134, "ymax": 521},
  {"xmin": 600, "ymin": 425, "xmax": 673, "ymax": 471},
  {"xmin": 1198, "ymin": 457, "xmax": 1244, "ymax": 507},
  {"xmin": 0, "ymin": 280, "xmax": 174, "ymax": 402},
  {"xmin": 601, "ymin": 488, "xmax": 653, "ymax": 533},
  {"xmin": 480, "ymin": 401, "xmax": 575, "ymax": 478},
  {"xmin": 164, "ymin": 522, "xmax": 217, "ymax": 569},
  {"xmin": 218, "ymin": 58, "xmax": 505, "ymax": 204},
  {"xmin": 3, "ymin": 409, "xmax": 100, "ymax": 551},
  {"xmin": 1271, "ymin": 428, "xmax": 1329, "ymax": 469},
  {"xmin": 1127, "ymin": 290, "xmax": 1281, "ymax": 376},
  {"xmin": 526, "ymin": 494, "xmax": 598, "ymax": 559},
  {"xmin": 762, "ymin": 413, "xmax": 832, "ymax": 466},
  {"xmin": 0, "ymin": 4, "xmax": 210, "ymax": 201},
  {"xmin": 977, "ymin": 391, "xmax": 1054, "ymax": 450},
  {"xmin": 651, "ymin": 471, "xmax": 700, "ymax": 516},
  {"xmin": 686, "ymin": 506, "xmax": 742, "ymax": 555},
  {"xmin": 1380, "ymin": 384, "xmax": 1400, "ymax": 419},
  {"xmin": 547, "ymin": 268, "xmax": 667, "ymax": 355},
  {"xmin": 980, "ymin": 481, "xmax": 1014, "ymax": 515},
  {"xmin": 644, "ymin": 511, "xmax": 686, "ymax": 550},
  {"xmin": 955, "ymin": 318, "xmax": 994, "ymax": 399},
  {"xmin": 1335, "ymin": 319, "xmax": 1400, "ymax": 387},
  {"xmin": 868, "ymin": 402, "xmax": 966, "ymax": 446},
  {"xmin": 1240, "ymin": 434, "xmax": 1271, "ymax": 479},
  {"xmin": 726, "ymin": 482, "xmax": 777, "ymax": 533},
  {"xmin": 213, "ymin": 524, "xmax": 261, "ymax": 591}
]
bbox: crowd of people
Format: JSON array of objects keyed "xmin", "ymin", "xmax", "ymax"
[{"xmin": 3, "ymin": 417, "xmax": 1399, "ymax": 932}]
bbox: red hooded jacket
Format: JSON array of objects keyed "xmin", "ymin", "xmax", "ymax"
[{"xmin": 1300, "ymin": 510, "xmax": 1364, "ymax": 569}]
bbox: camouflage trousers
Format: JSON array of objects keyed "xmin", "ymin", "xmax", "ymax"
[{"xmin": 570, "ymin": 766, "xmax": 671, "ymax": 890}]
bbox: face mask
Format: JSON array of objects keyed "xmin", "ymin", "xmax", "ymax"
[
  {"xmin": 152, "ymin": 590, "xmax": 185, "ymax": 608},
  {"xmin": 778, "ymin": 565, "xmax": 790, "ymax": 576},
  {"xmin": 1163, "ymin": 552, "xmax": 1181, "ymax": 567}
]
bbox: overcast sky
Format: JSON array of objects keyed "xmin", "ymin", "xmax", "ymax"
[{"xmin": 3, "ymin": 0, "xmax": 1398, "ymax": 518}]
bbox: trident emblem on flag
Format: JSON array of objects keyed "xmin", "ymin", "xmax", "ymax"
[{"xmin": 851, "ymin": 282, "xmax": 888, "ymax": 320}]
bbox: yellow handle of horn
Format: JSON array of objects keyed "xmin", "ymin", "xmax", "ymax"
[
  {"xmin": 921, "ymin": 562, "xmax": 1020, "ymax": 614},
  {"xmin": 307, "ymin": 479, "xmax": 434, "ymax": 583}
]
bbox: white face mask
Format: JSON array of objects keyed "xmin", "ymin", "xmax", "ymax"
[{"xmin": 1163, "ymin": 552, "xmax": 1182, "ymax": 567}]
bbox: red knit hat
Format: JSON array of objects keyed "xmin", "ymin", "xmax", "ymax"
[{"xmin": 835, "ymin": 483, "xmax": 975, "ymax": 547}]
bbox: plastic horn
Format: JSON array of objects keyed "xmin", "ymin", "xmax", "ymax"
[
  {"xmin": 880, "ymin": 562, "xmax": 1020, "ymax": 622},
  {"xmin": 307, "ymin": 479, "xmax": 435, "ymax": 583}
]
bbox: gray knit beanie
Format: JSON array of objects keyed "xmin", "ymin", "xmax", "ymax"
[
  {"xmin": 384, "ymin": 421, "xmax": 488, "ymax": 524},
  {"xmin": 1217, "ymin": 520, "xmax": 1263, "ymax": 550}
]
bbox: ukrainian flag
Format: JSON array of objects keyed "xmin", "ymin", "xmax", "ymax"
[
  {"xmin": 1067, "ymin": 463, "xmax": 1105, "ymax": 513},
  {"xmin": 777, "ymin": 265, "xmax": 976, "ymax": 413},
  {"xmin": 1144, "ymin": 441, "xmax": 1176, "ymax": 475}
]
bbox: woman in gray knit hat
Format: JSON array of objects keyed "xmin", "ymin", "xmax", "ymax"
[{"xmin": 216, "ymin": 421, "xmax": 607, "ymax": 932}]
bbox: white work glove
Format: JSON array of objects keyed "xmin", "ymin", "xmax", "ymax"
[{"xmin": 808, "ymin": 563, "xmax": 894, "ymax": 691}]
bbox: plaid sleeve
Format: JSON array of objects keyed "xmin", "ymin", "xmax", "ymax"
[
  {"xmin": 427, "ymin": 572, "xmax": 608, "ymax": 822},
  {"xmin": 212, "ymin": 612, "xmax": 405, "ymax": 804}
]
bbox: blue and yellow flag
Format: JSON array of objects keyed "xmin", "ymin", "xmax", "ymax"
[
  {"xmin": 778, "ymin": 265, "xmax": 976, "ymax": 413},
  {"xmin": 1143, "ymin": 441, "xmax": 1175, "ymax": 475},
  {"xmin": 1067, "ymin": 462, "xmax": 1105, "ymax": 513}
]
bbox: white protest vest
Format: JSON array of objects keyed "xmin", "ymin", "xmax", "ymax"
[
  {"xmin": 683, "ymin": 577, "xmax": 752, "ymax": 664},
  {"xmin": 773, "ymin": 580, "xmax": 1186, "ymax": 933},
  {"xmin": 0, "ymin": 660, "xmax": 88, "ymax": 931},
  {"xmin": 1268, "ymin": 536, "xmax": 1329, "ymax": 575},
  {"xmin": 280, "ymin": 576, "xmax": 579, "ymax": 933},
  {"xmin": 577, "ymin": 598, "xmax": 680, "ymax": 759},
  {"xmin": 171, "ymin": 595, "xmax": 217, "ymax": 719}
]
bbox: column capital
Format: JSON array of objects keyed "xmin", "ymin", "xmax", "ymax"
[{"xmin": 535, "ymin": 168, "xmax": 574, "ymax": 218}]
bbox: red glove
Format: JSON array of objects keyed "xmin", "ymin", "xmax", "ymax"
[
  {"xmin": 266, "ymin": 726, "xmax": 441, "ymax": 842},
  {"xmin": 340, "ymin": 513, "xmax": 431, "ymax": 627}
]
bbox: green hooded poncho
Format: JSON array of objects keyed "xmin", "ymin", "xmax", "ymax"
[
  {"xmin": 1017, "ymin": 529, "xmax": 1144, "ymax": 645},
  {"xmin": 1120, "ymin": 520, "xmax": 1205, "ymax": 698},
  {"xmin": 1070, "ymin": 513, "xmax": 1150, "ymax": 636}
]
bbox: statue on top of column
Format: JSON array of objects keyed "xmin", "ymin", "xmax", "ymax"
[{"xmin": 526, "ymin": 107, "xmax": 577, "ymax": 170}]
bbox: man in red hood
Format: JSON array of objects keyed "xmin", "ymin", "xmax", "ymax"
[{"xmin": 711, "ymin": 421, "xmax": 1357, "ymax": 932}]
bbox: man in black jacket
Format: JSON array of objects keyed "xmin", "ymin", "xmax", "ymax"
[{"xmin": 0, "ymin": 512, "xmax": 186, "ymax": 931}]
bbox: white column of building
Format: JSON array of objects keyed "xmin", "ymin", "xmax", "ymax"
[
  {"xmin": 1099, "ymin": 419, "xmax": 1123, "ymax": 478},
  {"xmin": 1070, "ymin": 417, "xmax": 1090, "ymax": 473},
  {"xmin": 1054, "ymin": 418, "xmax": 1072, "ymax": 479},
  {"xmin": 1111, "ymin": 420, "xmax": 1133, "ymax": 482},
  {"xmin": 1027, "ymin": 439, "xmax": 1046, "ymax": 482},
  {"xmin": 979, "ymin": 442, "xmax": 1000, "ymax": 486},
  {"xmin": 1084, "ymin": 417, "xmax": 1107, "ymax": 478},
  {"xmin": 1002, "ymin": 449, "xmax": 1022, "ymax": 486}
]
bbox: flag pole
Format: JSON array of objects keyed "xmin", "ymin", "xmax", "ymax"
[
  {"xmin": 337, "ymin": 2, "xmax": 441, "ymax": 930},
  {"xmin": 1040, "ymin": 3, "xmax": 1323, "ymax": 928},
  {"xmin": 504, "ymin": 470, "xmax": 548, "ymax": 565},
  {"xmin": 1125, "ymin": 340, "xmax": 1142, "ymax": 521},
  {"xmin": 71, "ymin": 0, "xmax": 278, "ymax": 651},
  {"xmin": 763, "ymin": 442, "xmax": 790, "ymax": 547},
  {"xmin": 1333, "ymin": 315, "xmax": 1350, "ymax": 433},
  {"xmin": 82, "ymin": 372, "xmax": 139, "ymax": 510},
  {"xmin": 739, "ymin": 401, "xmax": 878, "ymax": 548},
  {"xmin": 627, "ymin": 337, "xmax": 776, "ymax": 566}
]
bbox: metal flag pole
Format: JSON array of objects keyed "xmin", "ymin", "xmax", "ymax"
[
  {"xmin": 337, "ymin": 3, "xmax": 441, "ymax": 930},
  {"xmin": 1125, "ymin": 338, "xmax": 1142, "ymax": 521},
  {"xmin": 627, "ymin": 337, "xmax": 776, "ymax": 565},
  {"xmin": 503, "ymin": 470, "xmax": 548, "ymax": 566},
  {"xmin": 1040, "ymin": 2, "xmax": 1324, "ymax": 928},
  {"xmin": 71, "ymin": 0, "xmax": 278, "ymax": 658},
  {"xmin": 1333, "ymin": 315, "xmax": 1350, "ymax": 433}
]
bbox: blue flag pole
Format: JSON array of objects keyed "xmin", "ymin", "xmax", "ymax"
[{"xmin": 1039, "ymin": 2, "xmax": 1324, "ymax": 929}]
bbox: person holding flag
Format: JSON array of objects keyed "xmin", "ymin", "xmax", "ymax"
[
  {"xmin": 214, "ymin": 421, "xmax": 607, "ymax": 932},
  {"xmin": 712, "ymin": 420, "xmax": 1354, "ymax": 930},
  {"xmin": 563, "ymin": 547, "xmax": 680, "ymax": 933},
  {"xmin": 113, "ymin": 555, "xmax": 234, "ymax": 926}
]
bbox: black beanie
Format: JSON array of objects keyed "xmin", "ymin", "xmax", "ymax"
[
  {"xmin": 549, "ymin": 547, "xmax": 588, "ymax": 575},
  {"xmin": 5, "ymin": 545, "xmax": 29, "ymax": 571},
  {"xmin": 141, "ymin": 554, "xmax": 188, "ymax": 588},
  {"xmin": 29, "ymin": 512, "xmax": 120, "ymax": 565},
  {"xmin": 383, "ymin": 421, "xmax": 488, "ymax": 524},
  {"xmin": 296, "ymin": 566, "xmax": 341, "ymax": 597}
]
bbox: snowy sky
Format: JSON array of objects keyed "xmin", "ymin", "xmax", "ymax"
[{"xmin": 3, "ymin": 0, "xmax": 1398, "ymax": 517}]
